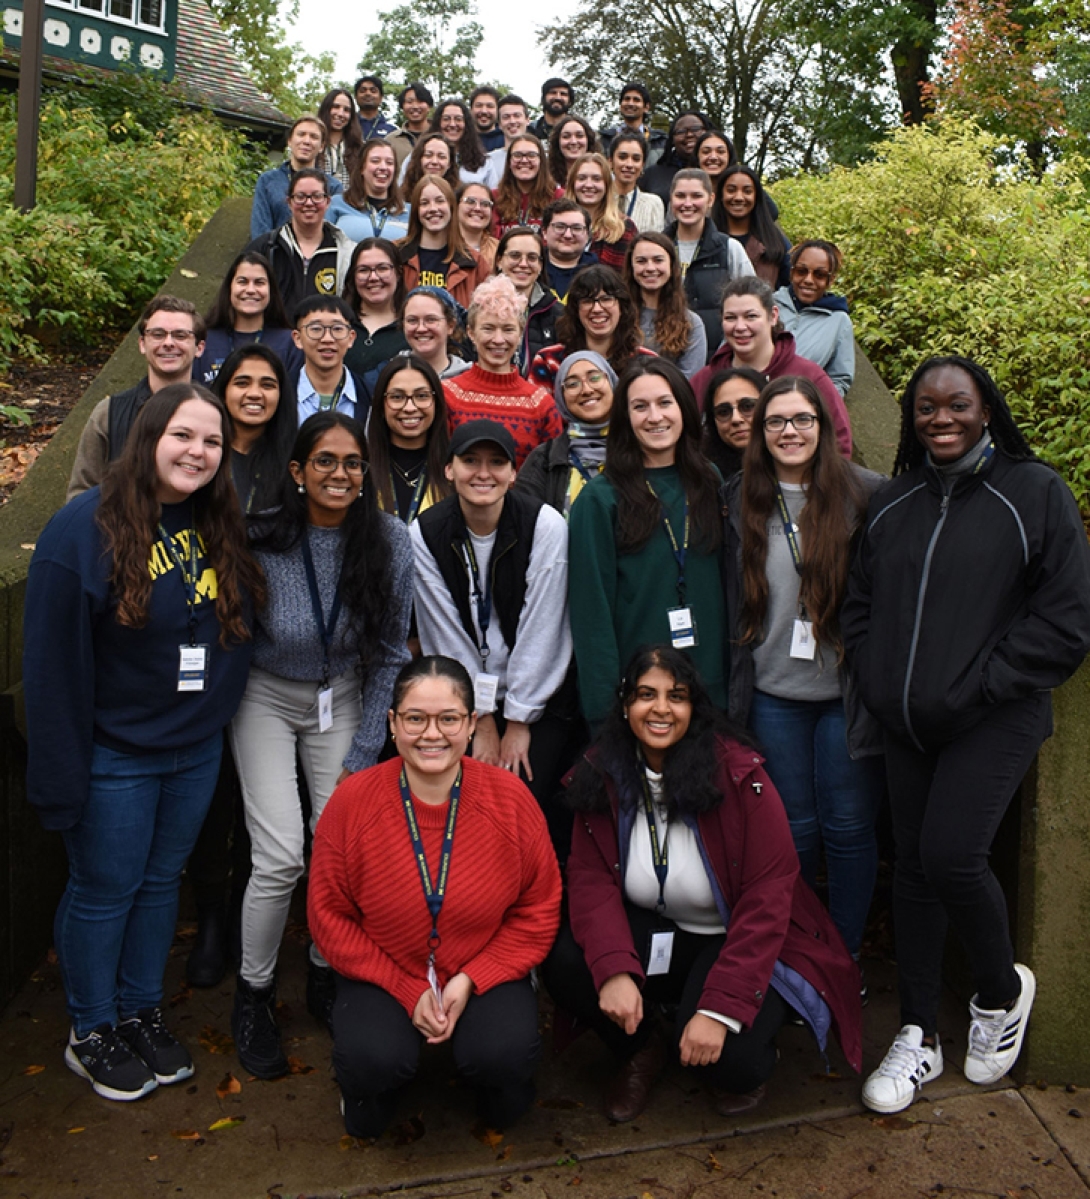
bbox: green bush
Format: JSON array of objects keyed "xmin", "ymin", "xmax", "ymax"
[
  {"xmin": 772, "ymin": 120, "xmax": 1090, "ymax": 513},
  {"xmin": 0, "ymin": 88, "xmax": 260, "ymax": 368}
]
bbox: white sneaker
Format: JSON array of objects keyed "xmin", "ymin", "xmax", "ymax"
[
  {"xmin": 964, "ymin": 963, "xmax": 1036, "ymax": 1085},
  {"xmin": 862, "ymin": 1024, "xmax": 943, "ymax": 1113}
]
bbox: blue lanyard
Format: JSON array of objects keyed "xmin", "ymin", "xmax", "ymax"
[
  {"xmin": 300, "ymin": 532, "xmax": 345, "ymax": 687},
  {"xmin": 774, "ymin": 485, "xmax": 803, "ymax": 576},
  {"xmin": 568, "ymin": 449, "xmax": 597, "ymax": 483},
  {"xmin": 639, "ymin": 769, "xmax": 669, "ymax": 911},
  {"xmin": 392, "ymin": 467, "xmax": 428, "ymax": 524},
  {"xmin": 461, "ymin": 539, "xmax": 492, "ymax": 664},
  {"xmin": 366, "ymin": 204, "xmax": 389, "ymax": 237},
  {"xmin": 646, "ymin": 482, "xmax": 689, "ymax": 605},
  {"xmin": 399, "ymin": 765, "xmax": 462, "ymax": 951},
  {"xmin": 157, "ymin": 523, "xmax": 201, "ymax": 645}
]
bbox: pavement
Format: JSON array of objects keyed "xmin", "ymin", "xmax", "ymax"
[{"xmin": 2, "ymin": 920, "xmax": 1089, "ymax": 1199}]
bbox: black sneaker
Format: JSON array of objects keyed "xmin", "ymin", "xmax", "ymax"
[
  {"xmin": 306, "ymin": 961, "xmax": 337, "ymax": 1033},
  {"xmin": 232, "ymin": 975, "xmax": 288, "ymax": 1079},
  {"xmin": 117, "ymin": 1008, "xmax": 195, "ymax": 1085},
  {"xmin": 65, "ymin": 1025, "xmax": 158, "ymax": 1102}
]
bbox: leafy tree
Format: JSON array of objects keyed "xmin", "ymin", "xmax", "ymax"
[
  {"xmin": 208, "ymin": 0, "xmax": 335, "ymax": 111},
  {"xmin": 356, "ymin": 0, "xmax": 484, "ymax": 100}
]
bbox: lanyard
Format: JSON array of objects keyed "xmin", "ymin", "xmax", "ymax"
[
  {"xmin": 317, "ymin": 369, "xmax": 347, "ymax": 412},
  {"xmin": 399, "ymin": 764, "xmax": 462, "ymax": 953},
  {"xmin": 622, "ymin": 189, "xmax": 638, "ymax": 218},
  {"xmin": 972, "ymin": 442, "xmax": 995, "ymax": 474},
  {"xmin": 366, "ymin": 204, "xmax": 389, "ymax": 237},
  {"xmin": 300, "ymin": 532, "xmax": 345, "ymax": 687},
  {"xmin": 639, "ymin": 770, "xmax": 669, "ymax": 912},
  {"xmin": 392, "ymin": 467, "xmax": 428, "ymax": 524},
  {"xmin": 461, "ymin": 539, "xmax": 492, "ymax": 664},
  {"xmin": 774, "ymin": 485, "xmax": 804, "ymax": 576},
  {"xmin": 157, "ymin": 523, "xmax": 201, "ymax": 646},
  {"xmin": 568, "ymin": 448, "xmax": 597, "ymax": 484},
  {"xmin": 646, "ymin": 482, "xmax": 689, "ymax": 605}
]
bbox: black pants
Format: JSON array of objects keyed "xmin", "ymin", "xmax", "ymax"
[
  {"xmin": 885, "ymin": 692, "xmax": 1051, "ymax": 1034},
  {"xmin": 542, "ymin": 905, "xmax": 789, "ymax": 1096},
  {"xmin": 332, "ymin": 976, "xmax": 541, "ymax": 1138},
  {"xmin": 186, "ymin": 733, "xmax": 251, "ymax": 910}
]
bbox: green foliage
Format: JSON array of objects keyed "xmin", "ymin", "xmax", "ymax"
[
  {"xmin": 0, "ymin": 94, "xmax": 256, "ymax": 368},
  {"xmin": 356, "ymin": 0, "xmax": 483, "ymax": 101},
  {"xmin": 773, "ymin": 119, "xmax": 1090, "ymax": 510}
]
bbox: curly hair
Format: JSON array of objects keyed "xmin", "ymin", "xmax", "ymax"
[
  {"xmin": 204, "ymin": 252, "xmax": 289, "ymax": 332},
  {"xmin": 341, "ymin": 237, "xmax": 404, "ymax": 316},
  {"xmin": 605, "ymin": 357, "xmax": 722, "ymax": 554},
  {"xmin": 624, "ymin": 232, "xmax": 692, "ymax": 360},
  {"xmin": 739, "ymin": 376, "xmax": 866, "ymax": 655},
  {"xmin": 402, "ymin": 132, "xmax": 460, "ymax": 198},
  {"xmin": 565, "ymin": 644, "xmax": 752, "ymax": 816},
  {"xmin": 557, "ymin": 264, "xmax": 642, "ymax": 369},
  {"xmin": 467, "ymin": 273, "xmax": 528, "ymax": 330},
  {"xmin": 253, "ymin": 412, "xmax": 398, "ymax": 681},
  {"xmin": 344, "ymin": 139, "xmax": 405, "ymax": 215},
  {"xmin": 96, "ymin": 383, "xmax": 264, "ymax": 645},
  {"xmin": 893, "ymin": 355, "xmax": 1034, "ymax": 476},
  {"xmin": 494, "ymin": 134, "xmax": 556, "ymax": 227},
  {"xmin": 548, "ymin": 114, "xmax": 600, "ymax": 189},
  {"xmin": 431, "ymin": 99, "xmax": 486, "ymax": 173}
]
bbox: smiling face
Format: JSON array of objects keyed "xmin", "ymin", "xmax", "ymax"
[
  {"xmin": 572, "ymin": 161, "xmax": 607, "ymax": 208},
  {"xmin": 289, "ymin": 425, "xmax": 366, "ymax": 527},
  {"xmin": 353, "ymin": 246, "xmax": 398, "ymax": 312},
  {"xmin": 287, "ymin": 120, "xmax": 324, "ymax": 168},
  {"xmin": 611, "ymin": 141, "xmax": 645, "ymax": 192},
  {"xmin": 559, "ymin": 121, "xmax": 589, "ymax": 162},
  {"xmin": 697, "ymin": 136, "xmax": 731, "ymax": 176},
  {"xmin": 721, "ymin": 294, "xmax": 777, "ymax": 366},
  {"xmin": 628, "ymin": 373, "xmax": 683, "ymax": 467},
  {"xmin": 508, "ymin": 138, "xmax": 542, "ymax": 185},
  {"xmin": 390, "ymin": 675, "xmax": 476, "ymax": 784},
  {"xmin": 420, "ymin": 138, "xmax": 452, "ymax": 177},
  {"xmin": 543, "ymin": 212, "xmax": 588, "ymax": 264},
  {"xmin": 327, "ymin": 92, "xmax": 353, "ymax": 132},
  {"xmin": 383, "ymin": 367, "xmax": 436, "ymax": 449},
  {"xmin": 577, "ymin": 290, "xmax": 621, "ymax": 346},
  {"xmin": 155, "ymin": 398, "xmax": 225, "ymax": 504},
  {"xmin": 560, "ymin": 359, "xmax": 613, "ymax": 424},
  {"xmin": 625, "ymin": 665, "xmax": 692, "ymax": 771},
  {"xmin": 630, "ymin": 239, "xmax": 672, "ymax": 295},
  {"xmin": 913, "ymin": 364, "xmax": 991, "ymax": 463},
  {"xmin": 355, "ymin": 79, "xmax": 382, "ymax": 114},
  {"xmin": 458, "ymin": 185, "xmax": 494, "ymax": 236},
  {"xmin": 543, "ymin": 86, "xmax": 572, "ymax": 118},
  {"xmin": 670, "ymin": 178, "xmax": 712, "ymax": 232},
  {"xmin": 763, "ymin": 390, "xmax": 821, "ymax": 483},
  {"xmin": 401, "ymin": 88, "xmax": 431, "ymax": 129},
  {"xmin": 444, "ymin": 444, "xmax": 516, "ymax": 515},
  {"xmin": 139, "ymin": 310, "xmax": 203, "ymax": 385},
  {"xmin": 292, "ymin": 309, "xmax": 356, "ymax": 373},
  {"xmin": 711, "ymin": 377, "xmax": 759, "ymax": 451},
  {"xmin": 402, "ymin": 294, "xmax": 451, "ymax": 360},
  {"xmin": 499, "ymin": 103, "xmax": 529, "ymax": 141},
  {"xmin": 497, "ymin": 233, "xmax": 543, "ymax": 294},
  {"xmin": 469, "ymin": 307, "xmax": 521, "ymax": 372},
  {"xmin": 620, "ymin": 89, "xmax": 649, "ymax": 123},
  {"xmin": 360, "ymin": 143, "xmax": 396, "ymax": 197},
  {"xmin": 229, "ymin": 263, "xmax": 270, "ymax": 322},
  {"xmin": 790, "ymin": 245, "xmax": 834, "ymax": 305},
  {"xmin": 471, "ymin": 93, "xmax": 498, "ymax": 132},
  {"xmin": 439, "ymin": 106, "xmax": 466, "ymax": 141},
  {"xmin": 671, "ymin": 116, "xmax": 705, "ymax": 158},
  {"xmin": 417, "ymin": 182, "xmax": 452, "ymax": 236},
  {"xmin": 223, "ymin": 355, "xmax": 280, "ymax": 434},
  {"xmin": 288, "ymin": 180, "xmax": 330, "ymax": 234},
  {"xmin": 721, "ymin": 173, "xmax": 757, "ymax": 225}
]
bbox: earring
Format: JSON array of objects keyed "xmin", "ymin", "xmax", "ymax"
[{"xmin": 297, "ymin": 483, "xmax": 306, "ymax": 494}]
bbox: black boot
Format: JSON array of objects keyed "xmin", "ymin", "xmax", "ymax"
[
  {"xmin": 306, "ymin": 960, "xmax": 337, "ymax": 1033},
  {"xmin": 232, "ymin": 975, "xmax": 288, "ymax": 1079},
  {"xmin": 186, "ymin": 904, "xmax": 228, "ymax": 988}
]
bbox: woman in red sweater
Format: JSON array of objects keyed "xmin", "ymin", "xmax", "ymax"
[
  {"xmin": 444, "ymin": 275, "xmax": 562, "ymax": 468},
  {"xmin": 308, "ymin": 654, "xmax": 561, "ymax": 1139}
]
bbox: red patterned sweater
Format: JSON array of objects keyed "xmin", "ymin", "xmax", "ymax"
[
  {"xmin": 308, "ymin": 756, "xmax": 561, "ymax": 1016},
  {"xmin": 444, "ymin": 364, "xmax": 562, "ymax": 468}
]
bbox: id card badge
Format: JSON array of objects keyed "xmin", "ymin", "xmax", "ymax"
[
  {"xmin": 667, "ymin": 606, "xmax": 698, "ymax": 649},
  {"xmin": 789, "ymin": 618, "xmax": 817, "ymax": 661},
  {"xmin": 317, "ymin": 686, "xmax": 334, "ymax": 732},
  {"xmin": 177, "ymin": 645, "xmax": 208, "ymax": 692},
  {"xmin": 647, "ymin": 930, "xmax": 675, "ymax": 976},
  {"xmin": 474, "ymin": 671, "xmax": 499, "ymax": 712},
  {"xmin": 426, "ymin": 958, "xmax": 443, "ymax": 1005}
]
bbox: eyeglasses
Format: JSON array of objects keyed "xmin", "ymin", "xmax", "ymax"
[
  {"xmin": 386, "ymin": 389, "xmax": 435, "ymax": 408},
  {"xmin": 714, "ymin": 399, "xmax": 757, "ymax": 420},
  {"xmin": 404, "ymin": 315, "xmax": 445, "ymax": 330},
  {"xmin": 550, "ymin": 222, "xmax": 587, "ymax": 237},
  {"xmin": 763, "ymin": 413, "xmax": 818, "ymax": 432},
  {"xmin": 307, "ymin": 454, "xmax": 368, "ymax": 475},
  {"xmin": 356, "ymin": 264, "xmax": 395, "ymax": 278},
  {"xmin": 561, "ymin": 371, "xmax": 607, "ymax": 394},
  {"xmin": 396, "ymin": 710, "xmax": 470, "ymax": 733},
  {"xmin": 791, "ymin": 265, "xmax": 832, "ymax": 282},
  {"xmin": 502, "ymin": 251, "xmax": 542, "ymax": 265},
  {"xmin": 461, "ymin": 197, "xmax": 494, "ymax": 210},
  {"xmin": 290, "ymin": 192, "xmax": 328, "ymax": 206},
  {"xmin": 674, "ymin": 123, "xmax": 705, "ymax": 137},
  {"xmin": 577, "ymin": 294, "xmax": 620, "ymax": 311},
  {"xmin": 509, "ymin": 150, "xmax": 541, "ymax": 162},
  {"xmin": 144, "ymin": 328, "xmax": 195, "ymax": 343},
  {"xmin": 300, "ymin": 321, "xmax": 353, "ymax": 341}
]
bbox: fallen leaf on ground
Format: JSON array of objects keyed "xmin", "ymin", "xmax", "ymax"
[
  {"xmin": 22, "ymin": 1065, "xmax": 45, "ymax": 1075},
  {"xmin": 171, "ymin": 1129, "xmax": 203, "ymax": 1141},
  {"xmin": 199, "ymin": 1025, "xmax": 235, "ymax": 1054},
  {"xmin": 216, "ymin": 1072, "xmax": 242, "ymax": 1098},
  {"xmin": 147, "ymin": 1155, "xmax": 159, "ymax": 1161},
  {"xmin": 180, "ymin": 268, "xmax": 199, "ymax": 278},
  {"xmin": 286, "ymin": 1056, "xmax": 314, "ymax": 1075},
  {"xmin": 706, "ymin": 1152, "xmax": 722, "ymax": 1171},
  {"xmin": 496, "ymin": 1144, "xmax": 512, "ymax": 1161},
  {"xmin": 872, "ymin": 1115, "xmax": 915, "ymax": 1130},
  {"xmin": 567, "ymin": 1178, "xmax": 582, "ymax": 1187},
  {"xmin": 209, "ymin": 1116, "xmax": 246, "ymax": 1131},
  {"xmin": 67, "ymin": 1126, "xmax": 84, "ymax": 1134},
  {"xmin": 474, "ymin": 1124, "xmax": 504, "ymax": 1148},
  {"xmin": 391, "ymin": 1115, "xmax": 426, "ymax": 1145}
]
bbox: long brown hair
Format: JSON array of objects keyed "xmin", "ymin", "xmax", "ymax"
[
  {"xmin": 317, "ymin": 88, "xmax": 364, "ymax": 182},
  {"xmin": 494, "ymin": 134, "xmax": 555, "ymax": 225},
  {"xmin": 344, "ymin": 139, "xmax": 405, "ymax": 215},
  {"xmin": 548, "ymin": 114, "xmax": 599, "ymax": 189},
  {"xmin": 403, "ymin": 132, "xmax": 460, "ymax": 198},
  {"xmin": 739, "ymin": 376, "xmax": 865, "ymax": 654},
  {"xmin": 624, "ymin": 232, "xmax": 691, "ymax": 360},
  {"xmin": 400, "ymin": 175, "xmax": 469, "ymax": 264},
  {"xmin": 605, "ymin": 358, "xmax": 722, "ymax": 554},
  {"xmin": 96, "ymin": 384, "xmax": 265, "ymax": 646}
]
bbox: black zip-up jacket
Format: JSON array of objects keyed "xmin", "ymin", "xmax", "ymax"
[{"xmin": 841, "ymin": 451, "xmax": 1090, "ymax": 751}]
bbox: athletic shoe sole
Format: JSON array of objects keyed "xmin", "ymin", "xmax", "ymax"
[{"xmin": 65, "ymin": 1044, "xmax": 158, "ymax": 1102}]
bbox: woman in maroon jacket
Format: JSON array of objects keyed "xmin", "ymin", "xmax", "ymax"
[{"xmin": 543, "ymin": 645, "xmax": 861, "ymax": 1124}]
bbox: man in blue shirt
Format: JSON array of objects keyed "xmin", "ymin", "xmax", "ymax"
[
  {"xmin": 291, "ymin": 296, "xmax": 369, "ymax": 426},
  {"xmin": 355, "ymin": 75, "xmax": 397, "ymax": 141}
]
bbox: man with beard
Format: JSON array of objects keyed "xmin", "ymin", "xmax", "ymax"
[
  {"xmin": 470, "ymin": 86, "xmax": 505, "ymax": 152},
  {"xmin": 530, "ymin": 78, "xmax": 574, "ymax": 143}
]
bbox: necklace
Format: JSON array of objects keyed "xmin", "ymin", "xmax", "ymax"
[{"xmin": 392, "ymin": 457, "xmax": 426, "ymax": 485}]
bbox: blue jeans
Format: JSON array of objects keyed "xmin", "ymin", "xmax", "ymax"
[
  {"xmin": 749, "ymin": 691, "xmax": 882, "ymax": 956},
  {"xmin": 56, "ymin": 734, "xmax": 223, "ymax": 1035}
]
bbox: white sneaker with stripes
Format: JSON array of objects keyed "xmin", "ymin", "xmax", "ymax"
[
  {"xmin": 862, "ymin": 1024, "xmax": 943, "ymax": 1113},
  {"xmin": 964, "ymin": 963, "xmax": 1036, "ymax": 1085}
]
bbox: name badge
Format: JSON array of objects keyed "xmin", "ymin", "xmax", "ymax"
[
  {"xmin": 177, "ymin": 644, "xmax": 208, "ymax": 692},
  {"xmin": 790, "ymin": 618, "xmax": 817, "ymax": 660},
  {"xmin": 667, "ymin": 606, "xmax": 698, "ymax": 649},
  {"xmin": 647, "ymin": 930, "xmax": 675, "ymax": 976},
  {"xmin": 317, "ymin": 685, "xmax": 333, "ymax": 732},
  {"xmin": 474, "ymin": 671, "xmax": 499, "ymax": 712}
]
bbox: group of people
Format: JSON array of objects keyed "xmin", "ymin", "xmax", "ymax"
[{"xmin": 23, "ymin": 72, "xmax": 1090, "ymax": 1145}]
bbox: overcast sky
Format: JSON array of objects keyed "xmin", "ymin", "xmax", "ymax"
[{"xmin": 287, "ymin": 0, "xmax": 581, "ymax": 104}]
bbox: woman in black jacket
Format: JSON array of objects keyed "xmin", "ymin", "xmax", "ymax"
[{"xmin": 842, "ymin": 356, "xmax": 1090, "ymax": 1117}]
